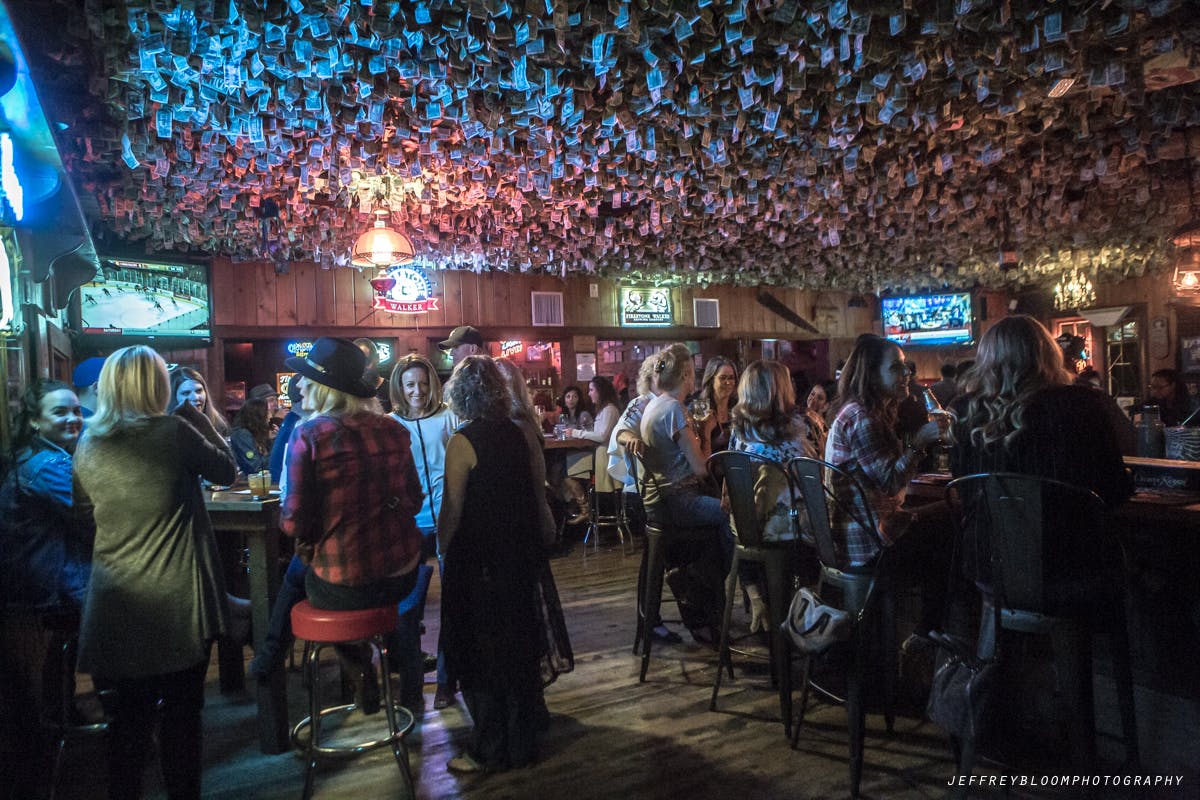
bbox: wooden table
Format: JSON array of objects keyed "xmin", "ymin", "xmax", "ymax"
[
  {"xmin": 543, "ymin": 436, "xmax": 597, "ymax": 451},
  {"xmin": 207, "ymin": 490, "xmax": 290, "ymax": 754}
]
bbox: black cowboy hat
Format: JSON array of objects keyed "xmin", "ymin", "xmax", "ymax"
[{"xmin": 284, "ymin": 337, "xmax": 376, "ymax": 398}]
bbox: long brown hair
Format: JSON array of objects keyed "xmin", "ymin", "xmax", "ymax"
[
  {"xmin": 958, "ymin": 315, "xmax": 1072, "ymax": 448},
  {"xmin": 836, "ymin": 334, "xmax": 902, "ymax": 427},
  {"xmin": 232, "ymin": 398, "xmax": 272, "ymax": 454},
  {"xmin": 731, "ymin": 360, "xmax": 797, "ymax": 445}
]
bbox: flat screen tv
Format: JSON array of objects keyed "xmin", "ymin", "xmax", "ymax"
[
  {"xmin": 881, "ymin": 292, "xmax": 973, "ymax": 347},
  {"xmin": 77, "ymin": 257, "xmax": 213, "ymax": 347}
]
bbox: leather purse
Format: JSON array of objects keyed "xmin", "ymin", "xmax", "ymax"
[
  {"xmin": 781, "ymin": 586, "xmax": 852, "ymax": 655},
  {"xmin": 925, "ymin": 632, "xmax": 998, "ymax": 742}
]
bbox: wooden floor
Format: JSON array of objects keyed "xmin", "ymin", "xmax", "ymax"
[{"xmin": 50, "ymin": 535, "xmax": 1198, "ymax": 800}]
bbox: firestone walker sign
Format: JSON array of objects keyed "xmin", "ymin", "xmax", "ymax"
[
  {"xmin": 620, "ymin": 287, "xmax": 673, "ymax": 326},
  {"xmin": 371, "ymin": 266, "xmax": 440, "ymax": 314}
]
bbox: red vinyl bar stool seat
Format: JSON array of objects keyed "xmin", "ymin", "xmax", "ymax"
[{"xmin": 289, "ymin": 601, "xmax": 414, "ymax": 800}]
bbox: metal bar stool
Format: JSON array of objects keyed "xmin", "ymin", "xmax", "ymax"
[{"xmin": 289, "ymin": 601, "xmax": 414, "ymax": 800}]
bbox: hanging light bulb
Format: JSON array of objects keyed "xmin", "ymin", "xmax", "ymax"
[
  {"xmin": 1173, "ymin": 249, "xmax": 1200, "ymax": 294},
  {"xmin": 350, "ymin": 210, "xmax": 415, "ymax": 269}
]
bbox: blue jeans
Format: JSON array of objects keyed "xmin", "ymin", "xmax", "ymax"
[{"xmin": 664, "ymin": 489, "xmax": 734, "ymax": 570}]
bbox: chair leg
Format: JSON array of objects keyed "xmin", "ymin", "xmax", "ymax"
[
  {"xmin": 1053, "ymin": 625, "xmax": 1096, "ymax": 770},
  {"xmin": 1107, "ymin": 603, "xmax": 1140, "ymax": 768},
  {"xmin": 710, "ymin": 551, "xmax": 741, "ymax": 712},
  {"xmin": 952, "ymin": 736, "xmax": 977, "ymax": 800},
  {"xmin": 376, "ymin": 637, "xmax": 415, "ymax": 795},
  {"xmin": 640, "ymin": 529, "xmax": 665, "ymax": 682},
  {"xmin": 791, "ymin": 651, "xmax": 814, "ymax": 749},
  {"xmin": 879, "ymin": 588, "xmax": 897, "ymax": 735},
  {"xmin": 763, "ymin": 555, "xmax": 792, "ymax": 737},
  {"xmin": 847, "ymin": 626, "xmax": 868, "ymax": 799},
  {"xmin": 633, "ymin": 537, "xmax": 649, "ymax": 655}
]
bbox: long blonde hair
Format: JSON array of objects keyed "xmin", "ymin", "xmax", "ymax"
[
  {"xmin": 958, "ymin": 315, "xmax": 1072, "ymax": 448},
  {"xmin": 88, "ymin": 345, "xmax": 170, "ymax": 437},
  {"xmin": 302, "ymin": 380, "xmax": 377, "ymax": 418}
]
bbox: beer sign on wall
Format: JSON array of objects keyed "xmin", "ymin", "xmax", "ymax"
[
  {"xmin": 370, "ymin": 266, "xmax": 440, "ymax": 314},
  {"xmin": 620, "ymin": 287, "xmax": 673, "ymax": 327}
]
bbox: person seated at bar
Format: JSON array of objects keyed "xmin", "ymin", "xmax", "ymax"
[
  {"xmin": 804, "ymin": 380, "xmax": 834, "ymax": 458},
  {"xmin": 689, "ymin": 355, "xmax": 738, "ymax": 459},
  {"xmin": 640, "ymin": 345, "xmax": 734, "ymax": 642},
  {"xmin": 268, "ymin": 379, "xmax": 305, "ymax": 484},
  {"xmin": 438, "ymin": 356, "xmax": 553, "ymax": 773},
  {"xmin": 253, "ymin": 339, "xmax": 423, "ymax": 716},
  {"xmin": 560, "ymin": 376, "xmax": 622, "ymax": 524},
  {"xmin": 950, "ymin": 315, "xmax": 1133, "ymax": 599},
  {"xmin": 1146, "ymin": 367, "xmax": 1198, "ymax": 428},
  {"xmin": 0, "ymin": 381, "xmax": 92, "ymax": 797},
  {"xmin": 387, "ymin": 354, "xmax": 458, "ymax": 712},
  {"xmin": 557, "ymin": 384, "xmax": 593, "ymax": 429},
  {"xmin": 825, "ymin": 334, "xmax": 952, "ymax": 637},
  {"xmin": 169, "ymin": 366, "xmax": 230, "ymax": 441},
  {"xmin": 73, "ymin": 346, "xmax": 237, "ymax": 800},
  {"xmin": 726, "ymin": 360, "xmax": 815, "ymax": 632},
  {"xmin": 229, "ymin": 397, "xmax": 272, "ymax": 477},
  {"xmin": 1056, "ymin": 334, "xmax": 1137, "ymax": 454}
]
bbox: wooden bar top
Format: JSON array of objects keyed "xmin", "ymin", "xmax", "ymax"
[
  {"xmin": 1124, "ymin": 456, "xmax": 1200, "ymax": 470},
  {"xmin": 207, "ymin": 490, "xmax": 281, "ymax": 511}
]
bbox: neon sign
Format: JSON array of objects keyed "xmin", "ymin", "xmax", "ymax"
[
  {"xmin": 370, "ymin": 265, "xmax": 440, "ymax": 314},
  {"xmin": 0, "ymin": 133, "xmax": 22, "ymax": 223},
  {"xmin": 500, "ymin": 340, "xmax": 523, "ymax": 358},
  {"xmin": 286, "ymin": 340, "xmax": 315, "ymax": 359},
  {"xmin": 287, "ymin": 339, "xmax": 392, "ymax": 364}
]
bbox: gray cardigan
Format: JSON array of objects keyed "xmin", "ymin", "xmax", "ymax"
[{"xmin": 74, "ymin": 415, "xmax": 236, "ymax": 679}]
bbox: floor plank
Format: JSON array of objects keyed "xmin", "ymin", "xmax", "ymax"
[{"xmin": 49, "ymin": 540, "xmax": 1198, "ymax": 799}]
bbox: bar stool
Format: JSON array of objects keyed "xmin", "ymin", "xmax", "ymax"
[
  {"xmin": 587, "ymin": 444, "xmax": 631, "ymax": 551},
  {"xmin": 290, "ymin": 601, "xmax": 414, "ymax": 800}
]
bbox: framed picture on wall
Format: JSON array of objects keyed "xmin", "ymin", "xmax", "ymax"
[{"xmin": 1181, "ymin": 336, "xmax": 1200, "ymax": 375}]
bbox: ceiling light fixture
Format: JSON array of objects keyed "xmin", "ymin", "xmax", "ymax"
[
  {"xmin": 351, "ymin": 210, "xmax": 415, "ymax": 269},
  {"xmin": 1052, "ymin": 268, "xmax": 1095, "ymax": 311},
  {"xmin": 1171, "ymin": 135, "xmax": 1200, "ymax": 294}
]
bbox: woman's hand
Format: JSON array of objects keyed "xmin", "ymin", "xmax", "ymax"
[{"xmin": 912, "ymin": 415, "xmax": 951, "ymax": 450}]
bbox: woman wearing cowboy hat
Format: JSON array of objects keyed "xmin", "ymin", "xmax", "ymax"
[{"xmin": 253, "ymin": 338, "xmax": 423, "ymax": 713}]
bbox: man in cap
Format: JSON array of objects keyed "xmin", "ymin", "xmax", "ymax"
[
  {"xmin": 72, "ymin": 356, "xmax": 106, "ymax": 418},
  {"xmin": 438, "ymin": 325, "xmax": 484, "ymax": 365}
]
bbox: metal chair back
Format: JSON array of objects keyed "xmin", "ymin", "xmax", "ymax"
[
  {"xmin": 787, "ymin": 456, "xmax": 883, "ymax": 573},
  {"xmin": 945, "ymin": 472, "xmax": 1105, "ymax": 615},
  {"xmin": 707, "ymin": 450, "xmax": 797, "ymax": 549}
]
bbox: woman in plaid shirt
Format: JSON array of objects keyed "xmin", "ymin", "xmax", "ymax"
[{"xmin": 825, "ymin": 334, "xmax": 952, "ymax": 635}]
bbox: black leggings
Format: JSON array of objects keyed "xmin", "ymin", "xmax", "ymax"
[{"xmin": 99, "ymin": 651, "xmax": 211, "ymax": 800}]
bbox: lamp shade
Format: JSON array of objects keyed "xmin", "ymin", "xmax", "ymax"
[
  {"xmin": 1173, "ymin": 248, "xmax": 1200, "ymax": 294},
  {"xmin": 351, "ymin": 216, "xmax": 415, "ymax": 268}
]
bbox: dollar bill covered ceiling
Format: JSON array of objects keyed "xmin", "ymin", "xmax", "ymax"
[{"xmin": 10, "ymin": 0, "xmax": 1200, "ymax": 292}]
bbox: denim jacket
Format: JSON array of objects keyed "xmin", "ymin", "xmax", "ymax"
[{"xmin": 0, "ymin": 439, "xmax": 93, "ymax": 612}]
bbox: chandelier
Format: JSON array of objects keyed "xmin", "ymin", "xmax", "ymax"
[
  {"xmin": 350, "ymin": 210, "xmax": 415, "ymax": 269},
  {"xmin": 1172, "ymin": 136, "xmax": 1200, "ymax": 294},
  {"xmin": 1052, "ymin": 269, "xmax": 1095, "ymax": 311}
]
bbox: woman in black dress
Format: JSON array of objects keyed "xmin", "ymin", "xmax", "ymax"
[{"xmin": 438, "ymin": 355, "xmax": 546, "ymax": 773}]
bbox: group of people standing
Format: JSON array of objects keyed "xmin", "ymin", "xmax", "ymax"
[{"xmin": 0, "ymin": 329, "xmax": 574, "ymax": 798}]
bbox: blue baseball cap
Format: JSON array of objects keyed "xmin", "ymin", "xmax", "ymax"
[{"xmin": 72, "ymin": 357, "xmax": 106, "ymax": 389}]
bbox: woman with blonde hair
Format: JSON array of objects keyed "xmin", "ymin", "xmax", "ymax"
[
  {"xmin": 726, "ymin": 361, "xmax": 815, "ymax": 630},
  {"xmin": 640, "ymin": 344, "xmax": 732, "ymax": 640},
  {"xmin": 73, "ymin": 345, "xmax": 237, "ymax": 799},
  {"xmin": 169, "ymin": 366, "xmax": 229, "ymax": 439},
  {"xmin": 251, "ymin": 339, "xmax": 423, "ymax": 717}
]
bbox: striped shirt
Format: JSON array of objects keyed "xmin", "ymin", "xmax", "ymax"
[{"xmin": 281, "ymin": 413, "xmax": 422, "ymax": 585}]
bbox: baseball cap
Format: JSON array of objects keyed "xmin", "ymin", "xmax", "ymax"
[
  {"xmin": 438, "ymin": 325, "xmax": 483, "ymax": 351},
  {"xmin": 72, "ymin": 357, "xmax": 106, "ymax": 389}
]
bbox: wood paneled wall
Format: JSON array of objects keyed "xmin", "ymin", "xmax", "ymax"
[{"xmin": 210, "ymin": 258, "xmax": 871, "ymax": 342}]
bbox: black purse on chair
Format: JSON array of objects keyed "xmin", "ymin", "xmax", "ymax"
[{"xmin": 925, "ymin": 631, "xmax": 998, "ymax": 743}]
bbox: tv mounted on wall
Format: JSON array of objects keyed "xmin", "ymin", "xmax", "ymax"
[
  {"xmin": 881, "ymin": 292, "xmax": 974, "ymax": 347},
  {"xmin": 76, "ymin": 256, "xmax": 213, "ymax": 347}
]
